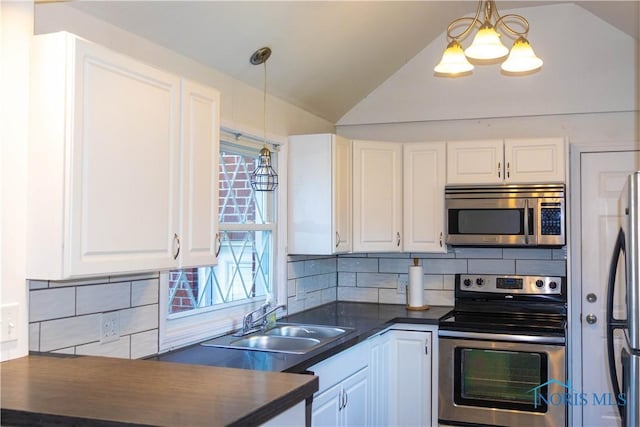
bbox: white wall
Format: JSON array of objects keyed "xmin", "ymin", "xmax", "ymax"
[
  {"xmin": 337, "ymin": 3, "xmax": 638, "ymax": 147},
  {"xmin": 34, "ymin": 3, "xmax": 334, "ymax": 141},
  {"xmin": 1, "ymin": 1, "xmax": 33, "ymax": 361}
]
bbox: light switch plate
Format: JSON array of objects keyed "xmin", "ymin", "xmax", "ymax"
[{"xmin": 1, "ymin": 303, "xmax": 20, "ymax": 342}]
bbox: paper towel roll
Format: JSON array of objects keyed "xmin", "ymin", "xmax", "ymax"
[{"xmin": 408, "ymin": 264, "xmax": 424, "ymax": 308}]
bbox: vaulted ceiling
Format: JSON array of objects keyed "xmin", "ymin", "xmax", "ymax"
[{"xmin": 37, "ymin": 1, "xmax": 639, "ymax": 123}]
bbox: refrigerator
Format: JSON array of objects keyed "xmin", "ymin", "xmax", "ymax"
[{"xmin": 607, "ymin": 171, "xmax": 640, "ymax": 427}]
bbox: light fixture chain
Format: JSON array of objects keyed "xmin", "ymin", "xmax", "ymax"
[{"xmin": 263, "ymin": 60, "xmax": 267, "ymax": 147}]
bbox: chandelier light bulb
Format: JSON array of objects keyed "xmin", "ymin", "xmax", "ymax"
[
  {"xmin": 434, "ymin": 40, "xmax": 474, "ymax": 75},
  {"xmin": 501, "ymin": 36, "xmax": 543, "ymax": 73},
  {"xmin": 464, "ymin": 22, "xmax": 509, "ymax": 60}
]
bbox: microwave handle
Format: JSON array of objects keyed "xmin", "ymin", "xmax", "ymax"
[{"xmin": 524, "ymin": 199, "xmax": 530, "ymax": 244}]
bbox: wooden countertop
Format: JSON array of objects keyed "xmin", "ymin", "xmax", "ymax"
[{"xmin": 1, "ymin": 354, "xmax": 318, "ymax": 426}]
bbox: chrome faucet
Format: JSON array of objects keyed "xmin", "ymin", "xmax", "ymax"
[{"xmin": 235, "ymin": 303, "xmax": 286, "ymax": 336}]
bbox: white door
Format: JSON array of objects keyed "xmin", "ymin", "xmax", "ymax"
[
  {"xmin": 403, "ymin": 142, "xmax": 446, "ymax": 252},
  {"xmin": 353, "ymin": 140, "xmax": 403, "ymax": 252},
  {"xmin": 580, "ymin": 149, "xmax": 639, "ymax": 427},
  {"xmin": 178, "ymin": 79, "xmax": 220, "ymax": 268}
]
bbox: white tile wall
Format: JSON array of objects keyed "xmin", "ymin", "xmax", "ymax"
[{"xmin": 29, "ymin": 275, "xmax": 160, "ymax": 359}]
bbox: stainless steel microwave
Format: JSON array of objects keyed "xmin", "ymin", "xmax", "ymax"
[{"xmin": 445, "ymin": 184, "xmax": 565, "ymax": 247}]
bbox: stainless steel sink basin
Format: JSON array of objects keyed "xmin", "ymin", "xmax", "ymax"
[
  {"xmin": 264, "ymin": 324, "xmax": 349, "ymax": 339},
  {"xmin": 200, "ymin": 322, "xmax": 354, "ymax": 354}
]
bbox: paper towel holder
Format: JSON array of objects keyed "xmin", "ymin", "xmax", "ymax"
[{"xmin": 406, "ymin": 258, "xmax": 430, "ymax": 311}]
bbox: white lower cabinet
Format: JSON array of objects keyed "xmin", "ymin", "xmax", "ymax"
[
  {"xmin": 310, "ymin": 340, "xmax": 370, "ymax": 426},
  {"xmin": 368, "ymin": 324, "xmax": 437, "ymax": 427}
]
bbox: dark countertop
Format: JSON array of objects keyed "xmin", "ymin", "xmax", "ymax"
[
  {"xmin": 1, "ymin": 354, "xmax": 317, "ymax": 427},
  {"xmin": 154, "ymin": 301, "xmax": 452, "ymax": 373}
]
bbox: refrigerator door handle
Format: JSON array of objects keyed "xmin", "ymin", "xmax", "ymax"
[{"xmin": 607, "ymin": 227, "xmax": 628, "ymax": 420}]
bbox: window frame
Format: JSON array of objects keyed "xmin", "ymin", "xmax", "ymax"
[{"xmin": 158, "ymin": 129, "xmax": 288, "ymax": 353}]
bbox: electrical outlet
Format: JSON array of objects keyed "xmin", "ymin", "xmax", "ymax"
[
  {"xmin": 1, "ymin": 303, "xmax": 19, "ymax": 343},
  {"xmin": 397, "ymin": 276, "xmax": 407, "ymax": 294},
  {"xmin": 100, "ymin": 312, "xmax": 120, "ymax": 344}
]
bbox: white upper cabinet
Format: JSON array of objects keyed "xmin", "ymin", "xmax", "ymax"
[
  {"xmin": 27, "ymin": 32, "xmax": 220, "ymax": 279},
  {"xmin": 403, "ymin": 142, "xmax": 446, "ymax": 252},
  {"xmin": 353, "ymin": 140, "xmax": 446, "ymax": 253},
  {"xmin": 178, "ymin": 79, "xmax": 221, "ymax": 268},
  {"xmin": 503, "ymin": 137, "xmax": 566, "ymax": 183},
  {"xmin": 288, "ymin": 134, "xmax": 352, "ymax": 254},
  {"xmin": 353, "ymin": 140, "xmax": 403, "ymax": 252},
  {"xmin": 447, "ymin": 138, "xmax": 565, "ymax": 184}
]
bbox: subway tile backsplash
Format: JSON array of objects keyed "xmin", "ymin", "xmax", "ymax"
[
  {"xmin": 29, "ymin": 274, "xmax": 159, "ymax": 359},
  {"xmin": 287, "ymin": 246, "xmax": 567, "ymax": 315},
  {"xmin": 27, "ymin": 247, "xmax": 566, "ymax": 356}
]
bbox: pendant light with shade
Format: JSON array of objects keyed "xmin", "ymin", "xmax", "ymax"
[
  {"xmin": 249, "ymin": 46, "xmax": 278, "ymax": 192},
  {"xmin": 434, "ymin": 0, "xmax": 543, "ymax": 77}
]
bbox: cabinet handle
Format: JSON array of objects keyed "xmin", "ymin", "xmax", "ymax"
[
  {"xmin": 215, "ymin": 232, "xmax": 222, "ymax": 257},
  {"xmin": 343, "ymin": 390, "xmax": 348, "ymax": 409},
  {"xmin": 173, "ymin": 233, "xmax": 181, "ymax": 260},
  {"xmin": 439, "ymin": 232, "xmax": 443, "ymax": 247},
  {"xmin": 338, "ymin": 390, "xmax": 344, "ymax": 411},
  {"xmin": 335, "ymin": 231, "xmax": 341, "ymax": 248},
  {"xmin": 396, "ymin": 232, "xmax": 401, "ymax": 247},
  {"xmin": 507, "ymin": 162, "xmax": 510, "ymax": 179},
  {"xmin": 498, "ymin": 162, "xmax": 501, "ymax": 178}
]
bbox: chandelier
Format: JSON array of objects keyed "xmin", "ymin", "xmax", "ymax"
[
  {"xmin": 249, "ymin": 46, "xmax": 278, "ymax": 192},
  {"xmin": 434, "ymin": 0, "xmax": 543, "ymax": 77}
]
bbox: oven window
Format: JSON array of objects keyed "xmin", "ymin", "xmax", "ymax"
[
  {"xmin": 448, "ymin": 208, "xmax": 534, "ymax": 235},
  {"xmin": 454, "ymin": 348, "xmax": 548, "ymax": 412}
]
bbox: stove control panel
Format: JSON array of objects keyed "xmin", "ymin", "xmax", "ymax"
[{"xmin": 457, "ymin": 274, "xmax": 563, "ymax": 295}]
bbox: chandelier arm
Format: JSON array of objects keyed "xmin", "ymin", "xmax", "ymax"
[
  {"xmin": 494, "ymin": 13, "xmax": 530, "ymax": 37},
  {"xmin": 446, "ymin": 0, "xmax": 483, "ymax": 41}
]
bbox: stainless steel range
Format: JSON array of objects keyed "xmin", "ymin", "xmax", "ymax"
[{"xmin": 439, "ymin": 274, "xmax": 567, "ymax": 427}]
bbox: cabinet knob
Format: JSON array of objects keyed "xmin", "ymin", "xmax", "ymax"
[
  {"xmin": 586, "ymin": 293, "xmax": 597, "ymax": 303},
  {"xmin": 585, "ymin": 313, "xmax": 597, "ymax": 324}
]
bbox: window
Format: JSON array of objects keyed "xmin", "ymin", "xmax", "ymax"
[{"xmin": 159, "ymin": 131, "xmax": 280, "ymax": 351}]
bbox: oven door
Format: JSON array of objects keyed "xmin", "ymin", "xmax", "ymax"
[
  {"xmin": 439, "ymin": 333, "xmax": 566, "ymax": 427},
  {"xmin": 446, "ymin": 197, "xmax": 536, "ymax": 246}
]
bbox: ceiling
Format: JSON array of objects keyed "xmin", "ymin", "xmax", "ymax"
[{"xmin": 43, "ymin": 1, "xmax": 640, "ymax": 123}]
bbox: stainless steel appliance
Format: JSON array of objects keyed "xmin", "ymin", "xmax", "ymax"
[
  {"xmin": 445, "ymin": 184, "xmax": 565, "ymax": 247},
  {"xmin": 607, "ymin": 171, "xmax": 640, "ymax": 427},
  {"xmin": 439, "ymin": 274, "xmax": 567, "ymax": 427}
]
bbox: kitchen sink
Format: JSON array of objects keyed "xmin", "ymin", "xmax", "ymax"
[{"xmin": 200, "ymin": 323, "xmax": 354, "ymax": 354}]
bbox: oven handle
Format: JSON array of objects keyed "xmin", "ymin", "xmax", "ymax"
[{"xmin": 438, "ymin": 330, "xmax": 565, "ymax": 344}]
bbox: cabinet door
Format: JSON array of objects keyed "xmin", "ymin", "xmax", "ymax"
[
  {"xmin": 178, "ymin": 79, "xmax": 221, "ymax": 268},
  {"xmin": 342, "ymin": 367, "xmax": 370, "ymax": 427},
  {"xmin": 388, "ymin": 330, "xmax": 432, "ymax": 427},
  {"xmin": 353, "ymin": 140, "xmax": 403, "ymax": 252},
  {"xmin": 504, "ymin": 138, "xmax": 565, "ymax": 183},
  {"xmin": 69, "ymin": 38, "xmax": 181, "ymax": 276},
  {"xmin": 312, "ymin": 382, "xmax": 342, "ymax": 427},
  {"xmin": 446, "ymin": 139, "xmax": 503, "ymax": 184},
  {"xmin": 403, "ymin": 142, "xmax": 447, "ymax": 252},
  {"xmin": 333, "ymin": 135, "xmax": 352, "ymax": 253},
  {"xmin": 369, "ymin": 333, "xmax": 391, "ymax": 426}
]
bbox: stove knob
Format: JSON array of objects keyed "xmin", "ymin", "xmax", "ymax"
[
  {"xmin": 549, "ymin": 281, "xmax": 558, "ymax": 290},
  {"xmin": 535, "ymin": 280, "xmax": 544, "ymax": 288},
  {"xmin": 463, "ymin": 279, "xmax": 472, "ymax": 287},
  {"xmin": 476, "ymin": 278, "xmax": 484, "ymax": 287}
]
